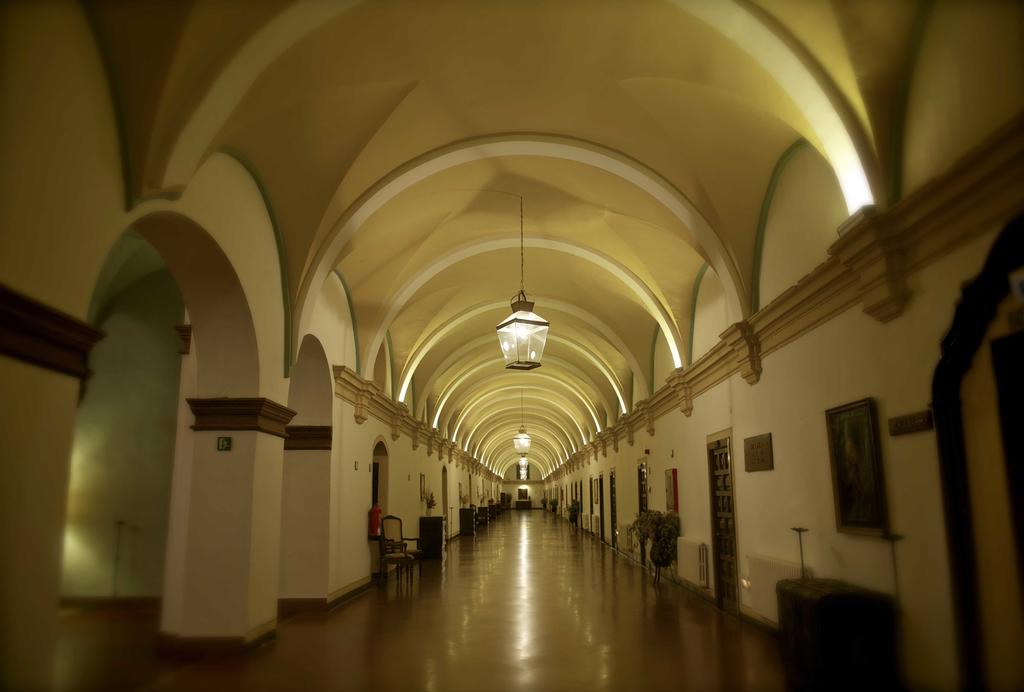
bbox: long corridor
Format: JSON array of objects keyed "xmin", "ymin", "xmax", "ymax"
[{"xmin": 143, "ymin": 512, "xmax": 784, "ymax": 691}]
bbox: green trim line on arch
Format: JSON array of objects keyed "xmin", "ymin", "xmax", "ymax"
[
  {"xmin": 751, "ymin": 138, "xmax": 809, "ymax": 313},
  {"xmin": 333, "ymin": 271, "xmax": 361, "ymax": 375},
  {"xmin": 887, "ymin": 0, "xmax": 935, "ymax": 205},
  {"xmin": 81, "ymin": 3, "xmax": 134, "ymax": 211},
  {"xmin": 218, "ymin": 146, "xmax": 292, "ymax": 377},
  {"xmin": 648, "ymin": 324, "xmax": 660, "ymax": 396},
  {"xmin": 385, "ymin": 330, "xmax": 397, "ymax": 400},
  {"xmin": 687, "ymin": 263, "xmax": 709, "ymax": 367}
]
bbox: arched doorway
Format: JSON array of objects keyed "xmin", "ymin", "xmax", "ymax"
[
  {"xmin": 372, "ymin": 441, "xmax": 389, "ymax": 515},
  {"xmin": 57, "ymin": 210, "xmax": 276, "ymax": 673},
  {"xmin": 61, "ymin": 231, "xmax": 183, "ymax": 610}
]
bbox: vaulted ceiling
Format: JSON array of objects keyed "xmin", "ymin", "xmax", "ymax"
[{"xmin": 88, "ymin": 0, "xmax": 942, "ymax": 477}]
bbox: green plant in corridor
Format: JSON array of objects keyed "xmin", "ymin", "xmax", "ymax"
[{"xmin": 649, "ymin": 511, "xmax": 680, "ymax": 584}]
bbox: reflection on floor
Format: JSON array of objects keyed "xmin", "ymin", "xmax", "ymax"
[{"xmin": 57, "ymin": 512, "xmax": 785, "ymax": 691}]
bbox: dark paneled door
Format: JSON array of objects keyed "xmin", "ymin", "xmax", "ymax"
[
  {"xmin": 598, "ymin": 476, "xmax": 606, "ymax": 543},
  {"xmin": 637, "ymin": 462, "xmax": 649, "ymax": 513},
  {"xmin": 610, "ymin": 470, "xmax": 618, "ymax": 549},
  {"xmin": 708, "ymin": 438, "xmax": 739, "ymax": 614}
]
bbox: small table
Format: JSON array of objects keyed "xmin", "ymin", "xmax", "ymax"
[
  {"xmin": 516, "ymin": 500, "xmax": 531, "ymax": 510},
  {"xmin": 418, "ymin": 516, "xmax": 445, "ymax": 559}
]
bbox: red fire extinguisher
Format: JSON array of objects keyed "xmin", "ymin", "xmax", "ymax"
[{"xmin": 368, "ymin": 503, "xmax": 382, "ymax": 537}]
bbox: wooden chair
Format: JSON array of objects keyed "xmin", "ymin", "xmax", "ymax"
[{"xmin": 381, "ymin": 515, "xmax": 422, "ymax": 585}]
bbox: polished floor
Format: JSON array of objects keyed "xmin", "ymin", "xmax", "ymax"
[{"xmin": 58, "ymin": 511, "xmax": 785, "ymax": 691}]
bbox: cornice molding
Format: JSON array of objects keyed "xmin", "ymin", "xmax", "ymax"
[
  {"xmin": 284, "ymin": 425, "xmax": 332, "ymax": 450},
  {"xmin": 544, "ymin": 116, "xmax": 1023, "ymax": 481},
  {"xmin": 333, "ymin": 366, "xmax": 500, "ymax": 481},
  {"xmin": 187, "ymin": 398, "xmax": 297, "ymax": 438},
  {"xmin": 0, "ymin": 283, "xmax": 104, "ymax": 380}
]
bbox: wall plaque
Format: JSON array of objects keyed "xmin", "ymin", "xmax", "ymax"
[
  {"xmin": 744, "ymin": 433, "xmax": 773, "ymax": 472},
  {"xmin": 888, "ymin": 410, "xmax": 934, "ymax": 436}
]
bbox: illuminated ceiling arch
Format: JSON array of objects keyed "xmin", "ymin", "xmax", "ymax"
[
  {"xmin": 431, "ymin": 352, "xmax": 613, "ymax": 432},
  {"xmin": 459, "ymin": 397, "xmax": 582, "ymax": 455},
  {"xmin": 401, "ymin": 297, "xmax": 648, "ymax": 407},
  {"xmin": 474, "ymin": 417, "xmax": 571, "ymax": 468},
  {"xmin": 415, "ymin": 334, "xmax": 626, "ymax": 424},
  {"xmin": 454, "ymin": 391, "xmax": 586, "ymax": 451},
  {"xmin": 477, "ymin": 427, "xmax": 565, "ymax": 474},
  {"xmin": 434, "ymin": 369, "xmax": 603, "ymax": 441},
  {"xmin": 363, "ymin": 236, "xmax": 686, "ymax": 382},
  {"xmin": 295, "ymin": 134, "xmax": 748, "ymax": 354}
]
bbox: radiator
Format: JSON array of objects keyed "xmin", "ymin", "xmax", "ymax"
[
  {"xmin": 591, "ymin": 515, "xmax": 600, "ymax": 534},
  {"xmin": 582, "ymin": 514, "xmax": 590, "ymax": 530},
  {"xmin": 747, "ymin": 553, "xmax": 807, "ymax": 624},
  {"xmin": 620, "ymin": 525, "xmax": 634, "ymax": 552},
  {"xmin": 677, "ymin": 537, "xmax": 708, "ymax": 587}
]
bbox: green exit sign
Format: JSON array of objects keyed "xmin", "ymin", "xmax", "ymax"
[{"xmin": 217, "ymin": 436, "xmax": 232, "ymax": 451}]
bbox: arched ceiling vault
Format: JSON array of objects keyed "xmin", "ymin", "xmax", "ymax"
[
  {"xmin": 432, "ymin": 352, "xmax": 612, "ymax": 430},
  {"xmin": 88, "ymin": 0, "xmax": 945, "ymax": 475},
  {"xmin": 458, "ymin": 400, "xmax": 581, "ymax": 457},
  {"xmin": 477, "ymin": 425, "xmax": 567, "ymax": 473},
  {"xmin": 404, "ymin": 296, "xmax": 647, "ymax": 411},
  {"xmin": 454, "ymin": 390, "xmax": 590, "ymax": 451},
  {"xmin": 478, "ymin": 429, "xmax": 564, "ymax": 475},
  {"xmin": 436, "ymin": 371, "xmax": 603, "ymax": 442}
]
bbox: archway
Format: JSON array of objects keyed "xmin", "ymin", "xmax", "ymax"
[
  {"xmin": 372, "ymin": 440, "xmax": 389, "ymax": 515},
  {"xmin": 59, "ymin": 210, "xmax": 272, "ymax": 661},
  {"xmin": 61, "ymin": 231, "xmax": 183, "ymax": 615}
]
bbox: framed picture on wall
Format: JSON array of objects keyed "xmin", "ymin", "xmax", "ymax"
[{"xmin": 825, "ymin": 398, "xmax": 889, "ymax": 535}]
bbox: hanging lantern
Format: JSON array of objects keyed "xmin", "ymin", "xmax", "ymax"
[
  {"xmin": 518, "ymin": 454, "xmax": 528, "ymax": 469},
  {"xmin": 513, "ymin": 425, "xmax": 531, "ymax": 455},
  {"xmin": 496, "ymin": 291, "xmax": 549, "ymax": 370},
  {"xmin": 496, "ymin": 197, "xmax": 549, "ymax": 369}
]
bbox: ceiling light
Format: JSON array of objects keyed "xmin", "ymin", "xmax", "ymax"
[
  {"xmin": 512, "ymin": 389, "xmax": 531, "ymax": 455},
  {"xmin": 496, "ymin": 197, "xmax": 548, "ymax": 370}
]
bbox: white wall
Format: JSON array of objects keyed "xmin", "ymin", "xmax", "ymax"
[
  {"xmin": 62, "ymin": 268, "xmax": 183, "ymax": 598},
  {"xmin": 758, "ymin": 144, "xmax": 845, "ymax": 309},
  {"xmin": 548, "ymin": 229, "xmax": 1003, "ymax": 690},
  {"xmin": 691, "ymin": 270, "xmax": 728, "ymax": 364}
]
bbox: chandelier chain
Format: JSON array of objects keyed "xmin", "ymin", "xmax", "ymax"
[{"xmin": 520, "ymin": 196, "xmax": 525, "ymax": 294}]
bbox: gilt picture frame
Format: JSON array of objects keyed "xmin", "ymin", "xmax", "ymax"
[{"xmin": 825, "ymin": 398, "xmax": 889, "ymax": 536}]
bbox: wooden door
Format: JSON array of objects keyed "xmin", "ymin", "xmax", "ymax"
[
  {"xmin": 610, "ymin": 470, "xmax": 618, "ymax": 548},
  {"xmin": 708, "ymin": 437, "xmax": 739, "ymax": 614},
  {"xmin": 442, "ymin": 467, "xmax": 449, "ymax": 528},
  {"xmin": 598, "ymin": 476, "xmax": 606, "ymax": 543},
  {"xmin": 637, "ymin": 461, "xmax": 649, "ymax": 513}
]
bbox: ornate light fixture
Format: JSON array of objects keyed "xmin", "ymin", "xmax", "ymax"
[
  {"xmin": 496, "ymin": 197, "xmax": 549, "ymax": 370},
  {"xmin": 512, "ymin": 389, "xmax": 531, "ymax": 455}
]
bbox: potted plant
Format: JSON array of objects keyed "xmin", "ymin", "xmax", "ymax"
[
  {"xmin": 648, "ymin": 511, "xmax": 680, "ymax": 584},
  {"xmin": 460, "ymin": 493, "xmax": 470, "ymax": 508},
  {"xmin": 423, "ymin": 491, "xmax": 437, "ymax": 516},
  {"xmin": 549, "ymin": 498, "xmax": 558, "ymax": 515},
  {"xmin": 627, "ymin": 511, "xmax": 659, "ymax": 567},
  {"xmin": 541, "ymin": 497, "xmax": 548, "ymax": 510},
  {"xmin": 568, "ymin": 500, "xmax": 581, "ymax": 526}
]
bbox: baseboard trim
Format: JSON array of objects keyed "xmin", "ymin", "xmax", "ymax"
[
  {"xmin": 326, "ymin": 577, "xmax": 372, "ymax": 611},
  {"xmin": 59, "ymin": 596, "xmax": 160, "ymax": 611},
  {"xmin": 156, "ymin": 619, "xmax": 276, "ymax": 659},
  {"xmin": 278, "ymin": 576, "xmax": 373, "ymax": 618}
]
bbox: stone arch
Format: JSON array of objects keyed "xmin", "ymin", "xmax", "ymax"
[
  {"xmin": 132, "ymin": 212, "xmax": 260, "ymax": 395},
  {"xmin": 372, "ymin": 438, "xmax": 390, "ymax": 515}
]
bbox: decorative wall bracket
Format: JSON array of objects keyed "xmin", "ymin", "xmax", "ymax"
[
  {"xmin": 721, "ymin": 321, "xmax": 762, "ymax": 385},
  {"xmin": 665, "ymin": 370, "xmax": 694, "ymax": 416},
  {"xmin": 831, "ymin": 205, "xmax": 909, "ymax": 323}
]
